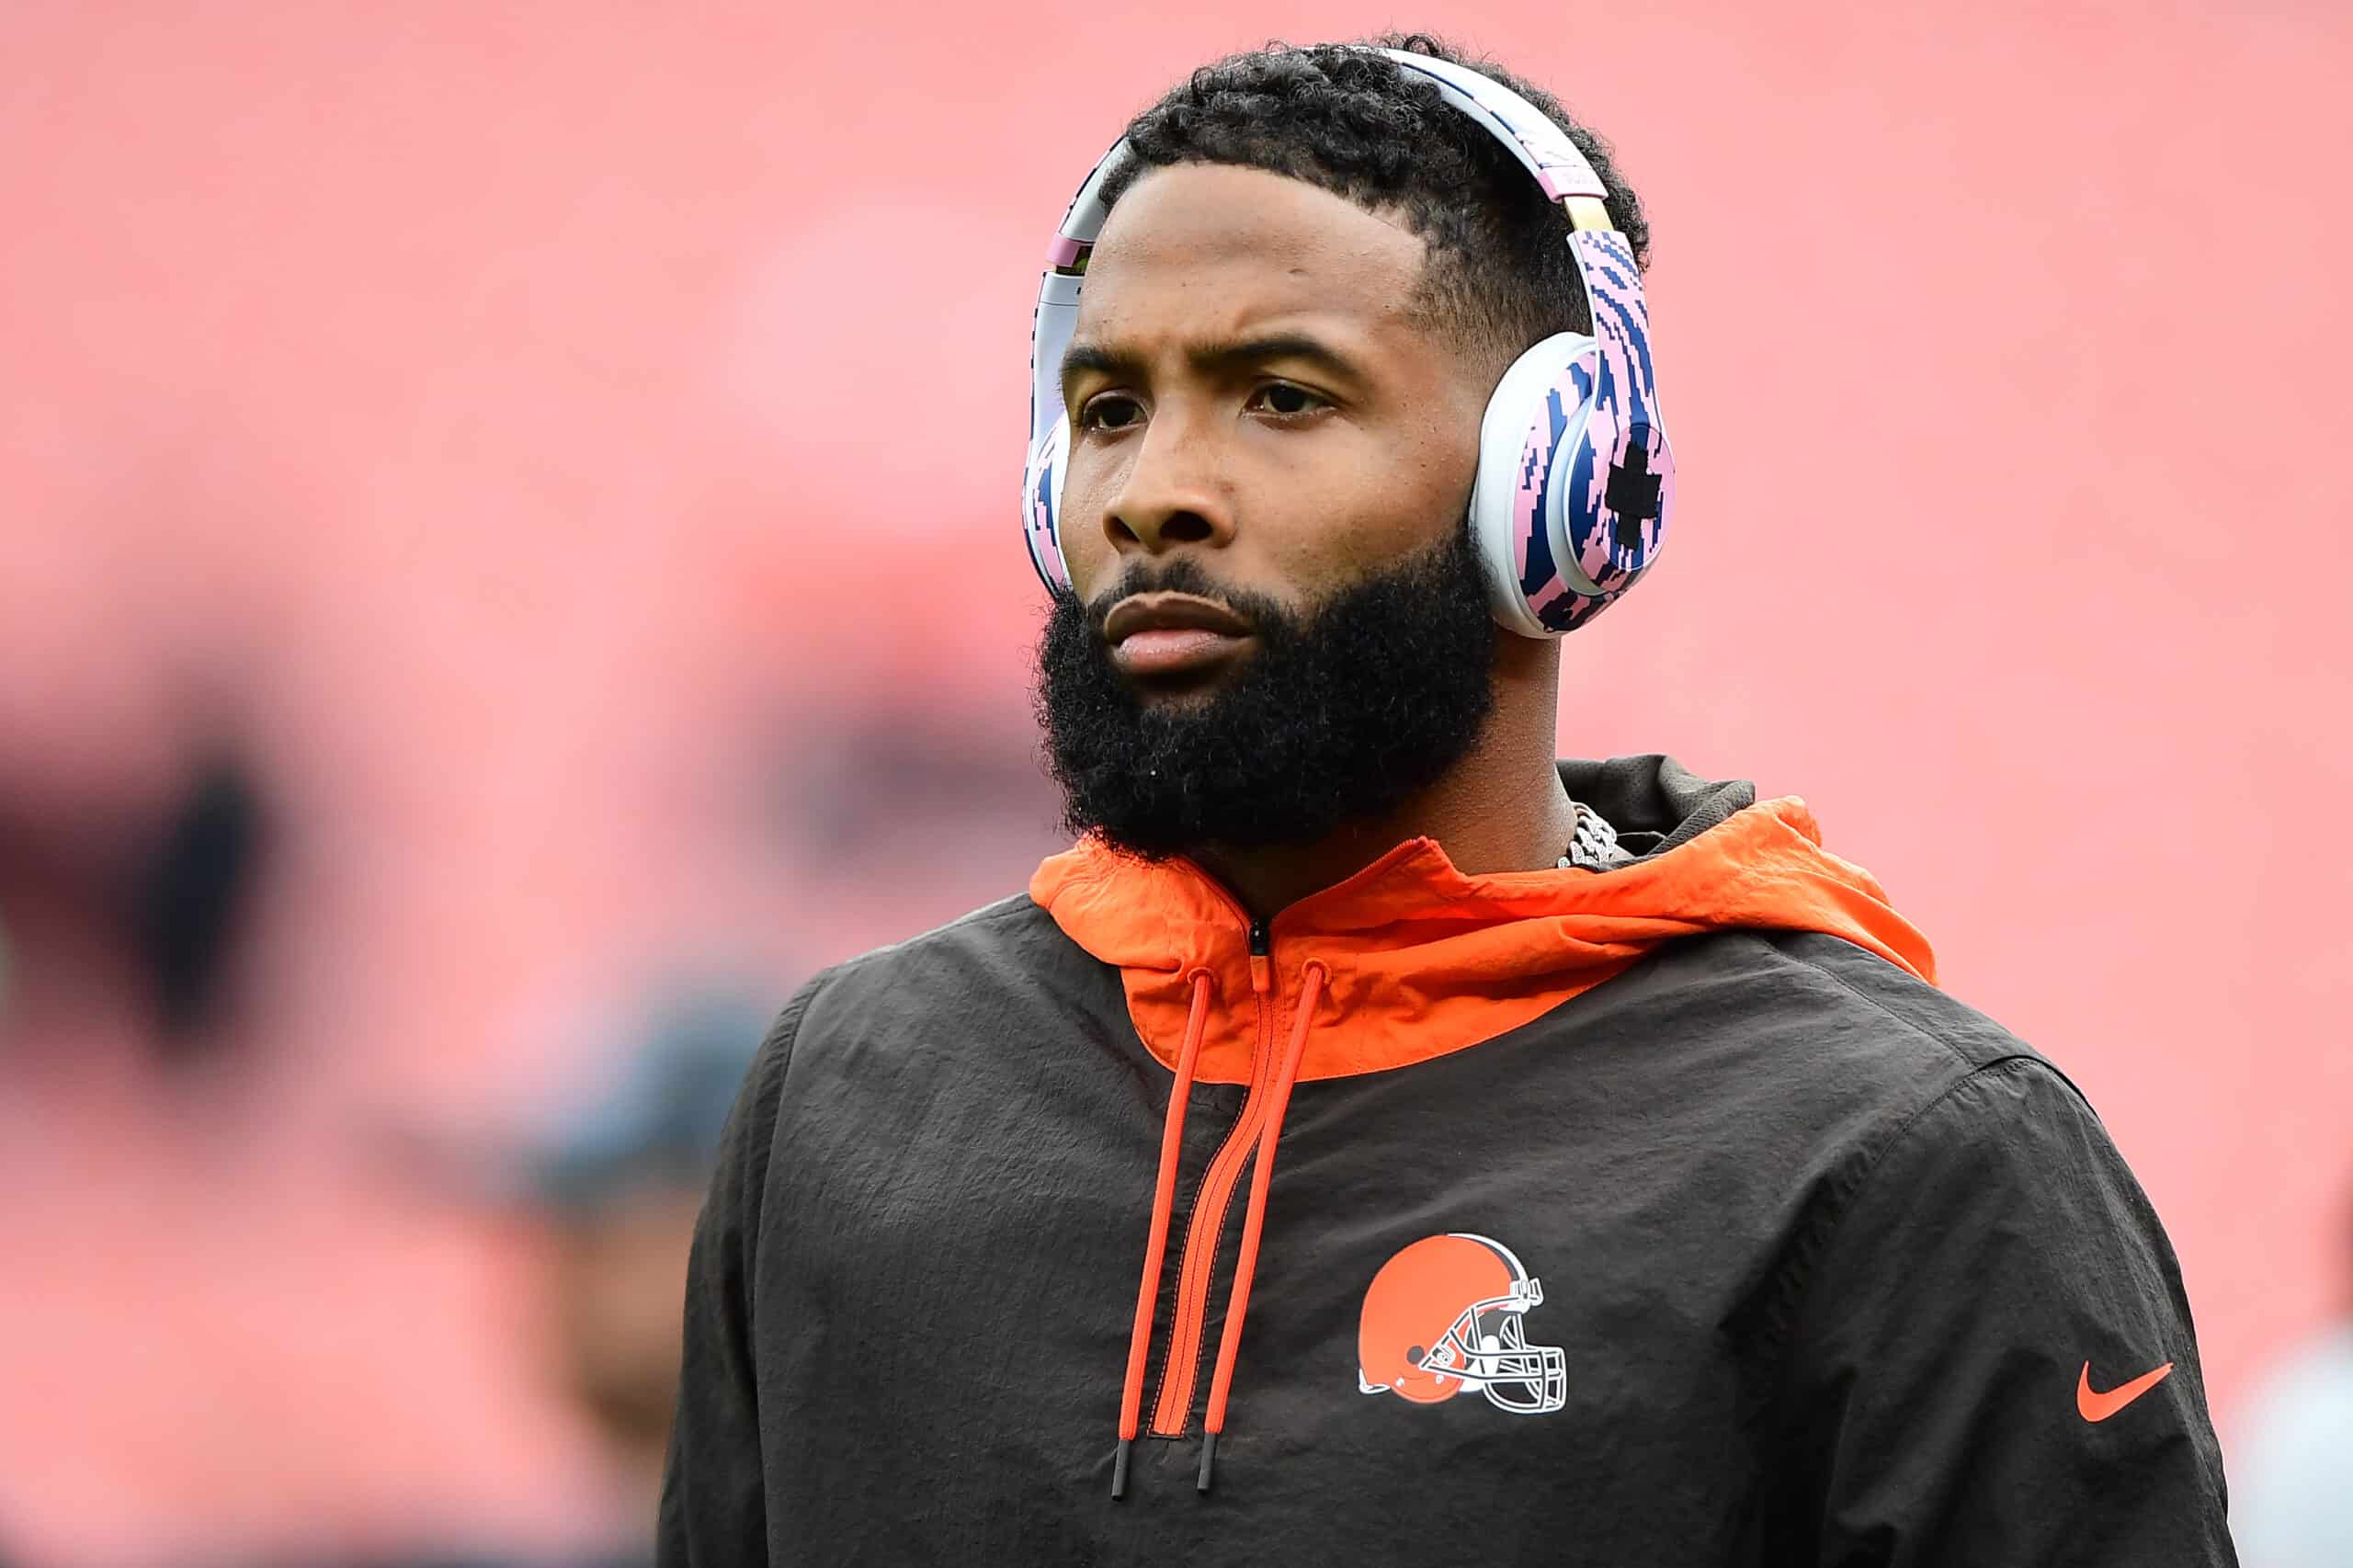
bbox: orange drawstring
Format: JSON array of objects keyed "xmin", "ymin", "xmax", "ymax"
[
  {"xmin": 1112, "ymin": 969, "xmax": 1213, "ymax": 1500},
  {"xmin": 1197, "ymin": 960, "xmax": 1325, "ymax": 1494}
]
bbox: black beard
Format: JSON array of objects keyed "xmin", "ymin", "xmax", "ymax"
[{"xmin": 1032, "ymin": 527, "xmax": 1498, "ymax": 860}]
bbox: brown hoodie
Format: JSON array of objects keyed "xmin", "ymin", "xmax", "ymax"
[{"xmin": 662, "ymin": 755, "xmax": 2233, "ymax": 1567}]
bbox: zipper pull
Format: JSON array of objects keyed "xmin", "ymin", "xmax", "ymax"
[{"xmin": 1246, "ymin": 919, "xmax": 1271, "ymax": 994}]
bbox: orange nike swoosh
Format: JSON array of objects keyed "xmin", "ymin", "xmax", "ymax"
[{"xmin": 2077, "ymin": 1359, "xmax": 2174, "ymax": 1422}]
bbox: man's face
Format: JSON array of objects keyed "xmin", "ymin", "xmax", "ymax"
[
  {"xmin": 1036, "ymin": 164, "xmax": 1504, "ymax": 859},
  {"xmin": 1054, "ymin": 163, "xmax": 1489, "ymax": 669},
  {"xmin": 545, "ymin": 1187, "xmax": 705, "ymax": 1455}
]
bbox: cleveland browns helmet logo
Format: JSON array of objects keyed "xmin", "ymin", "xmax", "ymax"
[{"xmin": 1357, "ymin": 1233, "xmax": 1566, "ymax": 1415}]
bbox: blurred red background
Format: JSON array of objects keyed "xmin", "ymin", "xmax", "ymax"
[{"xmin": 2, "ymin": 1, "xmax": 2346, "ymax": 1562}]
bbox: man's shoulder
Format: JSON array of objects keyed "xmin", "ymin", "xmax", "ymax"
[
  {"xmin": 828, "ymin": 891, "xmax": 1056, "ymax": 972},
  {"xmin": 1731, "ymin": 930, "xmax": 2126, "ymax": 1201},
  {"xmin": 1596, "ymin": 926, "xmax": 2093, "ymax": 1176},
  {"xmin": 786, "ymin": 892, "xmax": 1101, "ymax": 1038},
  {"xmin": 1768, "ymin": 926, "xmax": 2057, "ymax": 1078},
  {"xmin": 1620, "ymin": 931, "xmax": 2160, "ymax": 1369},
  {"xmin": 1621, "ymin": 924, "xmax": 2057, "ymax": 1078}
]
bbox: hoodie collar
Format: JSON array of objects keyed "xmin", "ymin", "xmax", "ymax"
[{"xmin": 1029, "ymin": 756, "xmax": 1936, "ymax": 1086}]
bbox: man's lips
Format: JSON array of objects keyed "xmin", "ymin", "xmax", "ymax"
[
  {"xmin": 1102, "ymin": 592, "xmax": 1255, "ymax": 679},
  {"xmin": 1113, "ymin": 626, "xmax": 1250, "ymax": 676}
]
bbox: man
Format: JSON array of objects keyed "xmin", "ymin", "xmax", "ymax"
[
  {"xmin": 517, "ymin": 987, "xmax": 773, "ymax": 1565},
  {"xmin": 662, "ymin": 36, "xmax": 2234, "ymax": 1564},
  {"xmin": 373, "ymin": 984, "xmax": 768, "ymax": 1568}
]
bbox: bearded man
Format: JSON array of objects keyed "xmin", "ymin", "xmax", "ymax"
[{"xmin": 660, "ymin": 36, "xmax": 2234, "ymax": 1566}]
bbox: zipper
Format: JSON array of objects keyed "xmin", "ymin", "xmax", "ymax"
[{"xmin": 1148, "ymin": 916, "xmax": 1277, "ymax": 1436}]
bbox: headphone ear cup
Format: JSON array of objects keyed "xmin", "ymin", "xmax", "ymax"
[
  {"xmin": 1467, "ymin": 327, "xmax": 1674, "ymax": 639},
  {"xmin": 1468, "ymin": 334, "xmax": 1598, "ymax": 639},
  {"xmin": 1021, "ymin": 417, "xmax": 1074, "ymax": 592}
]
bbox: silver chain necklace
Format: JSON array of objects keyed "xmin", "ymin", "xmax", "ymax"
[{"xmin": 1557, "ymin": 800, "xmax": 1632, "ymax": 872}]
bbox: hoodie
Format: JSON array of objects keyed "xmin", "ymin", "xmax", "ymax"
[{"xmin": 659, "ymin": 756, "xmax": 2233, "ymax": 1566}]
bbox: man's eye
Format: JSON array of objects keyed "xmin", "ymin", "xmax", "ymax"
[
  {"xmin": 1251, "ymin": 383, "xmax": 1324, "ymax": 416},
  {"xmin": 1078, "ymin": 395, "xmax": 1142, "ymax": 431}
]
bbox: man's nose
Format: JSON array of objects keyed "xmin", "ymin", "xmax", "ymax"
[{"xmin": 1100, "ymin": 409, "xmax": 1234, "ymax": 558}]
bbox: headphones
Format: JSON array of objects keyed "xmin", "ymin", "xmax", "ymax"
[{"xmin": 1020, "ymin": 48, "xmax": 1674, "ymax": 639}]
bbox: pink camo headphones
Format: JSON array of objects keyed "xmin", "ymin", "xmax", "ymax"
[{"xmin": 1019, "ymin": 48, "xmax": 1674, "ymax": 639}]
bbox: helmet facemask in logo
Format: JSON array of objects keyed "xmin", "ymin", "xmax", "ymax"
[{"xmin": 1357, "ymin": 1233, "xmax": 1568, "ymax": 1415}]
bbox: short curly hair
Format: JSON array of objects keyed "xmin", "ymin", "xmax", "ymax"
[{"xmin": 1096, "ymin": 33, "xmax": 1650, "ymax": 376}]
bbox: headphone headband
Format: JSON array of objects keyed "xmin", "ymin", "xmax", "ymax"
[
  {"xmin": 1378, "ymin": 51, "xmax": 1606, "ymax": 206},
  {"xmin": 1041, "ymin": 51, "xmax": 1608, "ymax": 267},
  {"xmin": 1044, "ymin": 142, "xmax": 1135, "ymax": 267},
  {"xmin": 1027, "ymin": 51, "xmax": 1613, "ymax": 462}
]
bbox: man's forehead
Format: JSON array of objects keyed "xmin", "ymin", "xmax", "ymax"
[{"xmin": 1075, "ymin": 164, "xmax": 1427, "ymax": 337}]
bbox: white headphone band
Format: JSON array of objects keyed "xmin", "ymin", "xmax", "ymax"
[{"xmin": 1029, "ymin": 51, "xmax": 1622, "ymax": 454}]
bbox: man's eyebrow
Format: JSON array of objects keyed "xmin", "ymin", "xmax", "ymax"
[
  {"xmin": 1059, "ymin": 341, "xmax": 1141, "ymax": 393},
  {"xmin": 1060, "ymin": 333, "xmax": 1367, "ymax": 396},
  {"xmin": 1191, "ymin": 334, "xmax": 1365, "ymax": 382}
]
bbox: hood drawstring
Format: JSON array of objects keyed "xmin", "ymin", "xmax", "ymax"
[
  {"xmin": 1198, "ymin": 960, "xmax": 1324, "ymax": 1494},
  {"xmin": 1109, "ymin": 960, "xmax": 1327, "ymax": 1500},
  {"xmin": 1112, "ymin": 969, "xmax": 1213, "ymax": 1501}
]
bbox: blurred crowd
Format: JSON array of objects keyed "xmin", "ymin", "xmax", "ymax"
[
  {"xmin": 0, "ymin": 780, "xmax": 768, "ymax": 1568},
  {"xmin": 0, "ymin": 701, "xmax": 1058, "ymax": 1566}
]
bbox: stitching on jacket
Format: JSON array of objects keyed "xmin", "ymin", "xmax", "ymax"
[
  {"xmin": 1777, "ymin": 930, "xmax": 2104, "ymax": 1117},
  {"xmin": 741, "ymin": 977, "xmax": 822, "ymax": 1321},
  {"xmin": 1752, "ymin": 1054, "xmax": 2051, "ymax": 1410},
  {"xmin": 743, "ymin": 897, "xmax": 1047, "ymax": 1310},
  {"xmin": 1775, "ymin": 935, "xmax": 1974, "ymax": 1074}
]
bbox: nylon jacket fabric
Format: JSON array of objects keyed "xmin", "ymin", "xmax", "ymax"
[{"xmin": 659, "ymin": 756, "xmax": 2234, "ymax": 1565}]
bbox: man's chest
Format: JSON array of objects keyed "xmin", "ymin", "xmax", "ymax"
[{"xmin": 750, "ymin": 1031, "xmax": 1790, "ymax": 1562}]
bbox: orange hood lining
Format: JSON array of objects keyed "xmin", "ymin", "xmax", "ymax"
[{"xmin": 1029, "ymin": 796, "xmax": 1936, "ymax": 1088}]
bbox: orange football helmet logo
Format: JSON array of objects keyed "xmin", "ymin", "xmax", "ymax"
[{"xmin": 1357, "ymin": 1233, "xmax": 1566, "ymax": 1414}]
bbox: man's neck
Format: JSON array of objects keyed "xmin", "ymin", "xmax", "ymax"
[{"xmin": 1188, "ymin": 647, "xmax": 1574, "ymax": 919}]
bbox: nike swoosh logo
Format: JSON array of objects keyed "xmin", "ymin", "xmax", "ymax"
[{"xmin": 2077, "ymin": 1359, "xmax": 2174, "ymax": 1422}]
